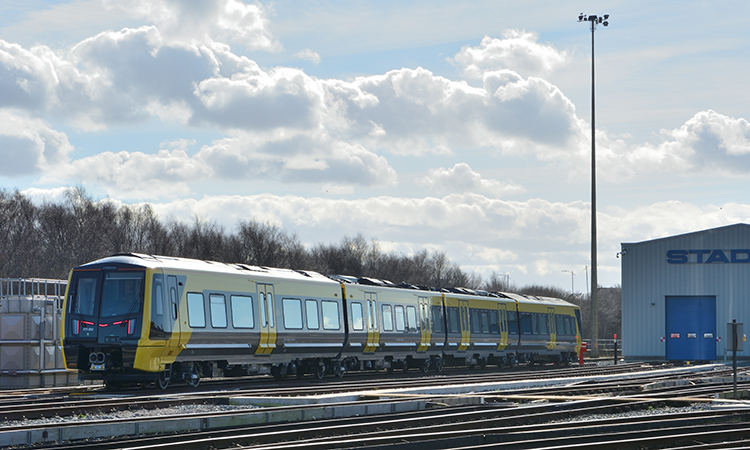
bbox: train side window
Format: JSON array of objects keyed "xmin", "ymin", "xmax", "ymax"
[
  {"xmin": 321, "ymin": 300, "xmax": 340, "ymax": 330},
  {"xmin": 282, "ymin": 298, "xmax": 303, "ymax": 330},
  {"xmin": 351, "ymin": 302, "xmax": 364, "ymax": 331},
  {"xmin": 394, "ymin": 305, "xmax": 405, "ymax": 332},
  {"xmin": 267, "ymin": 293, "xmax": 275, "ymax": 328},
  {"xmin": 259, "ymin": 293, "xmax": 267, "ymax": 326},
  {"xmin": 431, "ymin": 305, "xmax": 444, "ymax": 333},
  {"xmin": 169, "ymin": 288, "xmax": 178, "ymax": 320},
  {"xmin": 153, "ymin": 278, "xmax": 164, "ymax": 317},
  {"xmin": 447, "ymin": 307, "xmax": 460, "ymax": 333},
  {"xmin": 539, "ymin": 314, "xmax": 548, "ymax": 334},
  {"xmin": 382, "ymin": 304, "xmax": 394, "ymax": 331},
  {"xmin": 471, "ymin": 309, "xmax": 481, "ymax": 333},
  {"xmin": 489, "ymin": 310, "xmax": 499, "ymax": 334},
  {"xmin": 210, "ymin": 294, "xmax": 227, "ymax": 328},
  {"xmin": 508, "ymin": 311, "xmax": 518, "ymax": 334},
  {"xmin": 368, "ymin": 299, "xmax": 378, "ymax": 330},
  {"xmin": 520, "ymin": 313, "xmax": 532, "ymax": 335},
  {"xmin": 231, "ymin": 295, "xmax": 254, "ymax": 328},
  {"xmin": 531, "ymin": 314, "xmax": 539, "ymax": 334},
  {"xmin": 187, "ymin": 293, "xmax": 206, "ymax": 328},
  {"xmin": 480, "ymin": 311, "xmax": 490, "ymax": 334},
  {"xmin": 305, "ymin": 299, "xmax": 319, "ymax": 330},
  {"xmin": 406, "ymin": 306, "xmax": 418, "ymax": 332},
  {"xmin": 566, "ymin": 316, "xmax": 573, "ymax": 335}
]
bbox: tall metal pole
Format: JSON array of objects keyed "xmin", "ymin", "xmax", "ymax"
[
  {"xmin": 589, "ymin": 17, "xmax": 599, "ymax": 359},
  {"xmin": 579, "ymin": 13, "xmax": 608, "ymax": 358}
]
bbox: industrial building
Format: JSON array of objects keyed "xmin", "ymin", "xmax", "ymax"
[{"xmin": 621, "ymin": 223, "xmax": 750, "ymax": 361}]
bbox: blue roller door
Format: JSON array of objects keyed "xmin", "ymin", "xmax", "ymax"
[{"xmin": 665, "ymin": 296, "xmax": 716, "ymax": 361}]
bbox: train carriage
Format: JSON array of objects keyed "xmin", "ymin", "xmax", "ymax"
[
  {"xmin": 442, "ymin": 290, "xmax": 518, "ymax": 368},
  {"xmin": 507, "ymin": 293, "xmax": 581, "ymax": 365},
  {"xmin": 337, "ymin": 278, "xmax": 443, "ymax": 373}
]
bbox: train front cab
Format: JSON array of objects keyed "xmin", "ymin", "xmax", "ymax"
[{"xmin": 62, "ymin": 257, "xmax": 167, "ymax": 386}]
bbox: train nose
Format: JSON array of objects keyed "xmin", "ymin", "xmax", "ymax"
[{"xmin": 89, "ymin": 352, "xmax": 106, "ymax": 364}]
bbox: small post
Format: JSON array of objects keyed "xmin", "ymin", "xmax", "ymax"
[
  {"xmin": 579, "ymin": 341, "xmax": 587, "ymax": 366},
  {"xmin": 733, "ymin": 319, "xmax": 738, "ymax": 399},
  {"xmin": 613, "ymin": 333, "xmax": 618, "ymax": 365}
]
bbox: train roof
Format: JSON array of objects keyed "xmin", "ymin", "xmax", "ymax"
[
  {"xmin": 76, "ymin": 254, "xmax": 578, "ymax": 308},
  {"xmin": 77, "ymin": 253, "xmax": 337, "ymax": 284}
]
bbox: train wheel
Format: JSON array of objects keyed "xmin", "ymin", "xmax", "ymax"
[
  {"xmin": 187, "ymin": 374, "xmax": 200, "ymax": 388},
  {"xmin": 420, "ymin": 359, "xmax": 430, "ymax": 374},
  {"xmin": 314, "ymin": 361, "xmax": 326, "ymax": 380},
  {"xmin": 434, "ymin": 358, "xmax": 443, "ymax": 373},
  {"xmin": 158, "ymin": 371, "xmax": 170, "ymax": 390}
]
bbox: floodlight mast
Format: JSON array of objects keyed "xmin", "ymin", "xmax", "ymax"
[{"xmin": 578, "ymin": 13, "xmax": 608, "ymax": 358}]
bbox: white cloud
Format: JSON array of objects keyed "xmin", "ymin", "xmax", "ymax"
[
  {"xmin": 195, "ymin": 133, "xmax": 397, "ymax": 187},
  {"xmin": 0, "ymin": 111, "xmax": 72, "ymax": 176},
  {"xmin": 594, "ymin": 110, "xmax": 750, "ymax": 182},
  {"xmin": 294, "ymin": 49, "xmax": 321, "ymax": 64},
  {"xmin": 417, "ymin": 163, "xmax": 525, "ymax": 197},
  {"xmin": 103, "ymin": 0, "xmax": 281, "ymax": 51},
  {"xmin": 452, "ymin": 30, "xmax": 568, "ymax": 80},
  {"xmin": 41, "ymin": 148, "xmax": 208, "ymax": 200}
]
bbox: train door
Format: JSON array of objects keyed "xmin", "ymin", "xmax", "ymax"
[
  {"xmin": 364, "ymin": 292, "xmax": 379, "ymax": 353},
  {"xmin": 459, "ymin": 300, "xmax": 470, "ymax": 351},
  {"xmin": 167, "ymin": 275, "xmax": 183, "ymax": 347},
  {"xmin": 255, "ymin": 284, "xmax": 276, "ymax": 355},
  {"xmin": 547, "ymin": 307, "xmax": 556, "ymax": 350},
  {"xmin": 497, "ymin": 303, "xmax": 508, "ymax": 350},
  {"xmin": 418, "ymin": 296, "xmax": 430, "ymax": 352}
]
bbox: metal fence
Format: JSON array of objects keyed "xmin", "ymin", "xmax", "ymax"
[{"xmin": 582, "ymin": 339, "xmax": 620, "ymax": 358}]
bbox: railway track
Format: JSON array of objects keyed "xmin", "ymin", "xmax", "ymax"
[
  {"xmin": 3, "ymin": 362, "xmax": 749, "ymax": 449},
  {"xmin": 0, "ymin": 362, "xmax": 660, "ymax": 422}
]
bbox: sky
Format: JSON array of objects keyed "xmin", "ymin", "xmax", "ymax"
[{"xmin": 1, "ymin": 1, "xmax": 749, "ymax": 293}]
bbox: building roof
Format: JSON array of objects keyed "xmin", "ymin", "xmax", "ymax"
[{"xmin": 621, "ymin": 223, "xmax": 750, "ymax": 247}]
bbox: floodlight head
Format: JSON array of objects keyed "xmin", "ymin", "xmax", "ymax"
[
  {"xmin": 588, "ymin": 15, "xmax": 597, "ymax": 22},
  {"xmin": 578, "ymin": 14, "xmax": 584, "ymax": 21},
  {"xmin": 603, "ymin": 21, "xmax": 609, "ymax": 26},
  {"xmin": 603, "ymin": 14, "xmax": 609, "ymax": 20}
]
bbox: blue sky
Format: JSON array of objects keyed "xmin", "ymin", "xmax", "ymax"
[{"xmin": 1, "ymin": 0, "xmax": 749, "ymax": 292}]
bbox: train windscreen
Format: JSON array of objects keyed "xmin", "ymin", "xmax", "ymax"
[{"xmin": 100, "ymin": 271, "xmax": 144, "ymax": 317}]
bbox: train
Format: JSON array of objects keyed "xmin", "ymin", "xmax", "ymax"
[{"xmin": 61, "ymin": 253, "xmax": 583, "ymax": 388}]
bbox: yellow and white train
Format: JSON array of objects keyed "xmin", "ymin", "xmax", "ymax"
[{"xmin": 61, "ymin": 253, "xmax": 582, "ymax": 388}]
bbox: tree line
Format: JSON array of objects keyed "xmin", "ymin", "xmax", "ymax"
[{"xmin": 0, "ymin": 187, "xmax": 620, "ymax": 338}]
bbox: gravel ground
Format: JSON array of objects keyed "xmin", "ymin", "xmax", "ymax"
[
  {"xmin": 5, "ymin": 399, "xmax": 722, "ymax": 430},
  {"xmin": 3, "ymin": 403, "xmax": 259, "ymax": 428},
  {"xmin": 550, "ymin": 402, "xmax": 715, "ymax": 423}
]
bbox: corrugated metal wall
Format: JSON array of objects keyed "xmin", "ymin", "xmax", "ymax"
[{"xmin": 622, "ymin": 224, "xmax": 750, "ymax": 360}]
